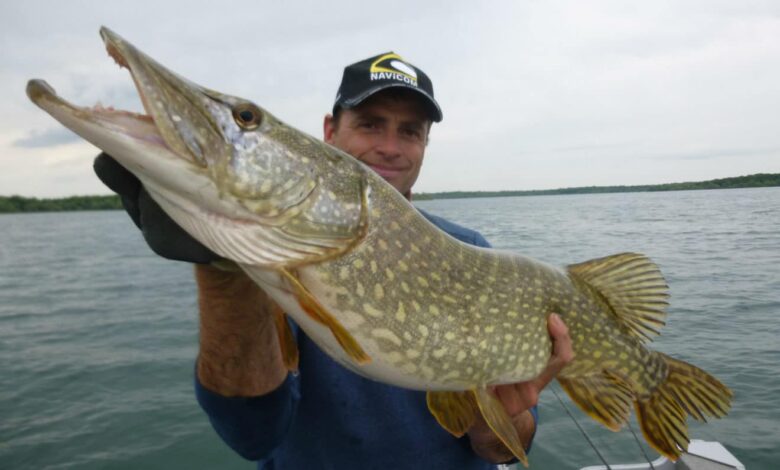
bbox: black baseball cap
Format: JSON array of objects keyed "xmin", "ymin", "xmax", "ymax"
[{"xmin": 333, "ymin": 52, "xmax": 443, "ymax": 122}]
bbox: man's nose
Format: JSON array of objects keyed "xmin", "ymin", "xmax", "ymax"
[{"xmin": 375, "ymin": 132, "xmax": 402, "ymax": 159}]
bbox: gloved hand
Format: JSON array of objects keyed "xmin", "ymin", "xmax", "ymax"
[{"xmin": 93, "ymin": 152, "xmax": 221, "ymax": 264}]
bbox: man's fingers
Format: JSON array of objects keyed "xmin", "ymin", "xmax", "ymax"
[
  {"xmin": 496, "ymin": 385, "xmax": 526, "ymax": 414},
  {"xmin": 525, "ymin": 313, "xmax": 574, "ymax": 391},
  {"xmin": 531, "ymin": 362, "xmax": 562, "ymax": 393},
  {"xmin": 485, "ymin": 314, "xmax": 576, "ymax": 421},
  {"xmin": 547, "ymin": 313, "xmax": 566, "ymax": 336},
  {"xmin": 548, "ymin": 313, "xmax": 575, "ymax": 364},
  {"xmin": 138, "ymin": 188, "xmax": 220, "ymax": 264},
  {"xmin": 93, "ymin": 153, "xmax": 143, "ymax": 228},
  {"xmin": 93, "ymin": 153, "xmax": 141, "ymax": 198}
]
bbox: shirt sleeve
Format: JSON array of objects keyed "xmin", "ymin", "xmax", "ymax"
[
  {"xmin": 194, "ymin": 370, "xmax": 301, "ymax": 461},
  {"xmin": 472, "ymin": 232, "xmax": 491, "ymax": 248}
]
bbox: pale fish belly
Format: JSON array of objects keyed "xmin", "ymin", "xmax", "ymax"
[{"xmin": 243, "ymin": 266, "xmax": 454, "ymax": 390}]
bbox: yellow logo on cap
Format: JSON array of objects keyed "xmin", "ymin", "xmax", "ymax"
[{"xmin": 369, "ymin": 53, "xmax": 418, "ymax": 86}]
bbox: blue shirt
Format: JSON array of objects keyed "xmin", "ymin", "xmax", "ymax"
[{"xmin": 195, "ymin": 210, "xmax": 538, "ymax": 469}]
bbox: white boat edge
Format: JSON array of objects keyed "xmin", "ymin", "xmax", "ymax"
[{"xmin": 577, "ymin": 440, "xmax": 745, "ymax": 470}]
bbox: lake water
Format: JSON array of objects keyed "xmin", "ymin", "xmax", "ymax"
[{"xmin": 1, "ymin": 187, "xmax": 778, "ymax": 469}]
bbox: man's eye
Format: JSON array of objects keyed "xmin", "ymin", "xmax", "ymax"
[{"xmin": 401, "ymin": 128, "xmax": 423, "ymax": 140}]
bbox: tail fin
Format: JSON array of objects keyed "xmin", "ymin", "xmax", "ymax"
[{"xmin": 635, "ymin": 353, "xmax": 733, "ymax": 460}]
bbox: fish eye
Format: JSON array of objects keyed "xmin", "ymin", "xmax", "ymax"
[{"xmin": 232, "ymin": 103, "xmax": 262, "ymax": 130}]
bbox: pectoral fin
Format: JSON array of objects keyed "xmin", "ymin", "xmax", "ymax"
[
  {"xmin": 473, "ymin": 388, "xmax": 529, "ymax": 467},
  {"xmin": 271, "ymin": 303, "xmax": 299, "ymax": 372},
  {"xmin": 426, "ymin": 391, "xmax": 479, "ymax": 437},
  {"xmin": 279, "ymin": 269, "xmax": 371, "ymax": 365}
]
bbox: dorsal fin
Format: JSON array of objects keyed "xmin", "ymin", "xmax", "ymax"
[{"xmin": 568, "ymin": 252, "xmax": 669, "ymax": 342}]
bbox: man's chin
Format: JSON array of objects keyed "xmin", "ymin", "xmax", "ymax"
[
  {"xmin": 377, "ymin": 175, "xmax": 407, "ymax": 195},
  {"xmin": 362, "ymin": 164, "xmax": 415, "ymax": 196}
]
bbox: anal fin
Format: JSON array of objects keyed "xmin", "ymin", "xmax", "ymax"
[
  {"xmin": 473, "ymin": 388, "xmax": 529, "ymax": 467},
  {"xmin": 426, "ymin": 391, "xmax": 478, "ymax": 437},
  {"xmin": 557, "ymin": 371, "xmax": 633, "ymax": 432},
  {"xmin": 279, "ymin": 269, "xmax": 370, "ymax": 365}
]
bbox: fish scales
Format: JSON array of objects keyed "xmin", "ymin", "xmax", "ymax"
[
  {"xmin": 27, "ymin": 27, "xmax": 733, "ymax": 465},
  {"xmin": 290, "ymin": 176, "xmax": 654, "ymax": 393}
]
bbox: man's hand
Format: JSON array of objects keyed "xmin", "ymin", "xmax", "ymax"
[
  {"xmin": 94, "ymin": 153, "xmax": 287, "ymax": 396},
  {"xmin": 93, "ymin": 152, "xmax": 220, "ymax": 263},
  {"xmin": 468, "ymin": 313, "xmax": 574, "ymax": 463}
]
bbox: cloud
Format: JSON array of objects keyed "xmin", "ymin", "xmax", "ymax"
[
  {"xmin": 2, "ymin": 0, "xmax": 779, "ymax": 197},
  {"xmin": 12, "ymin": 127, "xmax": 81, "ymax": 148}
]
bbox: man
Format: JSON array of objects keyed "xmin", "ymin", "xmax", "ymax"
[{"xmin": 95, "ymin": 52, "xmax": 573, "ymax": 469}]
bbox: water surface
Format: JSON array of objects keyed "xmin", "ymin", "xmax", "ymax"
[{"xmin": 2, "ymin": 187, "xmax": 778, "ymax": 469}]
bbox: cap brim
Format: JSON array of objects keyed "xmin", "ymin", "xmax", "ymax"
[{"xmin": 338, "ymin": 82, "xmax": 442, "ymax": 122}]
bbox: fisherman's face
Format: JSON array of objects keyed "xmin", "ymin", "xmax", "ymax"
[{"xmin": 324, "ymin": 92, "xmax": 431, "ymax": 199}]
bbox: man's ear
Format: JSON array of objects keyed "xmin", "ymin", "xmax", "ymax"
[{"xmin": 323, "ymin": 114, "xmax": 336, "ymax": 144}]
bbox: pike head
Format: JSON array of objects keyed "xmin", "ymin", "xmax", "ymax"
[{"xmin": 27, "ymin": 27, "xmax": 369, "ymax": 267}]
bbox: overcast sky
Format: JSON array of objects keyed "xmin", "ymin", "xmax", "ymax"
[{"xmin": 2, "ymin": 0, "xmax": 778, "ymax": 197}]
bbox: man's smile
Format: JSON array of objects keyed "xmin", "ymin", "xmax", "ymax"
[{"xmin": 363, "ymin": 163, "xmax": 408, "ymax": 179}]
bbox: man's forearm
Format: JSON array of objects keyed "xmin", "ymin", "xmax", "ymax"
[{"xmin": 195, "ymin": 264, "xmax": 288, "ymax": 397}]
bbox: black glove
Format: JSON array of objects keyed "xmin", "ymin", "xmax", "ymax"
[{"xmin": 93, "ymin": 152, "xmax": 220, "ymax": 264}]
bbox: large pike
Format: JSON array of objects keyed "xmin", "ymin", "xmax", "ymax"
[{"xmin": 27, "ymin": 28, "xmax": 732, "ymax": 465}]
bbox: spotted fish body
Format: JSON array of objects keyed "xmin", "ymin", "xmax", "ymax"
[
  {"xmin": 27, "ymin": 28, "xmax": 732, "ymax": 466},
  {"xmin": 272, "ymin": 176, "xmax": 652, "ymax": 393}
]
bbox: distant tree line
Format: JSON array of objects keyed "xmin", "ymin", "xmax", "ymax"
[
  {"xmin": 0, "ymin": 195, "xmax": 122, "ymax": 213},
  {"xmin": 1, "ymin": 173, "xmax": 778, "ymax": 213},
  {"xmin": 414, "ymin": 173, "xmax": 780, "ymax": 200}
]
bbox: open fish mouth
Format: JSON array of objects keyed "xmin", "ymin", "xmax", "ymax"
[
  {"xmin": 25, "ymin": 27, "xmax": 265, "ymax": 261},
  {"xmin": 25, "ymin": 78, "xmax": 169, "ymax": 151},
  {"xmin": 26, "ymin": 26, "xmax": 227, "ymax": 168},
  {"xmin": 26, "ymin": 27, "xmax": 170, "ymax": 150},
  {"xmin": 26, "ymin": 26, "xmax": 368, "ymax": 267}
]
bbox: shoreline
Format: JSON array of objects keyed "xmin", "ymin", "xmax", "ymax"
[{"xmin": 1, "ymin": 173, "xmax": 778, "ymax": 213}]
